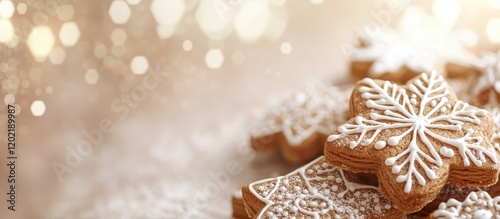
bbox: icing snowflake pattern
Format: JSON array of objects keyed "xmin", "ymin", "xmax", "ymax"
[
  {"xmin": 248, "ymin": 156, "xmax": 403, "ymax": 219},
  {"xmin": 328, "ymin": 71, "xmax": 497, "ymax": 193},
  {"xmin": 431, "ymin": 191, "xmax": 500, "ymax": 219}
]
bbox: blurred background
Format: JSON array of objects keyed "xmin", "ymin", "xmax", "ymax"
[{"xmin": 0, "ymin": 0, "xmax": 500, "ymax": 218}]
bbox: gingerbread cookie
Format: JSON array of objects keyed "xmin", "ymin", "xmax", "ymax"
[
  {"xmin": 250, "ymin": 81, "xmax": 352, "ymax": 163},
  {"xmin": 241, "ymin": 156, "xmax": 405, "ymax": 218},
  {"xmin": 325, "ymin": 71, "xmax": 499, "ymax": 212},
  {"xmin": 428, "ymin": 191, "xmax": 500, "ymax": 219},
  {"xmin": 471, "ymin": 51, "xmax": 500, "ymax": 106},
  {"xmin": 351, "ymin": 11, "xmax": 481, "ymax": 83},
  {"xmin": 232, "ymin": 190, "xmax": 250, "ymax": 219}
]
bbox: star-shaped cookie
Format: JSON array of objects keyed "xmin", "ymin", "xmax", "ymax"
[
  {"xmin": 350, "ymin": 7, "xmax": 482, "ymax": 83},
  {"xmin": 241, "ymin": 156, "xmax": 405, "ymax": 218},
  {"xmin": 250, "ymin": 81, "xmax": 351, "ymax": 163},
  {"xmin": 428, "ymin": 191, "xmax": 500, "ymax": 219},
  {"xmin": 325, "ymin": 71, "xmax": 499, "ymax": 212}
]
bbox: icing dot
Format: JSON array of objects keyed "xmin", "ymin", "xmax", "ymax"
[
  {"xmin": 280, "ymin": 186, "xmax": 286, "ymax": 192},
  {"xmin": 322, "ymin": 162, "xmax": 329, "ymax": 168},
  {"xmin": 294, "ymin": 186, "xmax": 301, "ymax": 192},
  {"xmin": 284, "ymin": 179, "xmax": 289, "ymax": 186},
  {"xmin": 263, "ymin": 192, "xmax": 268, "ymax": 196},
  {"xmin": 276, "ymin": 207, "xmax": 283, "ymax": 213},
  {"xmin": 349, "ymin": 141, "xmax": 357, "ymax": 148},
  {"xmin": 322, "ymin": 190, "xmax": 330, "ymax": 195},
  {"xmin": 375, "ymin": 141, "xmax": 386, "ymax": 149},
  {"xmin": 440, "ymin": 147, "xmax": 455, "ymax": 157},
  {"xmin": 277, "ymin": 195, "xmax": 283, "ymax": 200},
  {"xmin": 258, "ymin": 186, "xmax": 264, "ymax": 191},
  {"xmin": 332, "ymin": 185, "xmax": 338, "ymax": 191},
  {"xmin": 321, "ymin": 183, "xmax": 328, "ymax": 188},
  {"xmin": 392, "ymin": 165, "xmax": 402, "ymax": 174},
  {"xmin": 300, "ymin": 200, "xmax": 306, "ymax": 205},
  {"xmin": 267, "ymin": 212, "xmax": 274, "ymax": 217},
  {"xmin": 384, "ymin": 204, "xmax": 392, "ymax": 209},
  {"xmin": 374, "ymin": 198, "xmax": 380, "ymax": 203},
  {"xmin": 310, "ymin": 201, "xmax": 318, "ymax": 207},
  {"xmin": 387, "ymin": 136, "xmax": 400, "ymax": 146},
  {"xmin": 410, "ymin": 98, "xmax": 417, "ymax": 105},
  {"xmin": 327, "ymin": 176, "xmax": 334, "ymax": 180},
  {"xmin": 385, "ymin": 157, "xmax": 396, "ymax": 166},
  {"xmin": 307, "ymin": 169, "xmax": 313, "ymax": 174},
  {"xmin": 431, "ymin": 100, "xmax": 437, "ymax": 107},
  {"xmin": 375, "ymin": 205, "xmax": 381, "ymax": 211},
  {"xmin": 335, "ymin": 177, "xmax": 342, "ymax": 183}
]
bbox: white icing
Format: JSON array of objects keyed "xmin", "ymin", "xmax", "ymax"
[
  {"xmin": 352, "ymin": 7, "xmax": 482, "ymax": 77},
  {"xmin": 328, "ymin": 71, "xmax": 497, "ymax": 193},
  {"xmin": 252, "ymin": 81, "xmax": 351, "ymax": 147},
  {"xmin": 432, "ymin": 191, "xmax": 500, "ymax": 219},
  {"xmin": 247, "ymin": 156, "xmax": 399, "ymax": 218},
  {"xmin": 472, "ymin": 51, "xmax": 500, "ymax": 104}
]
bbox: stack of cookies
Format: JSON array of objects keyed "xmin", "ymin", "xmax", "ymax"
[{"xmin": 235, "ymin": 26, "xmax": 500, "ymax": 219}]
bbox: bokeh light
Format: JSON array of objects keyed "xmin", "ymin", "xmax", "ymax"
[
  {"xmin": 57, "ymin": 5, "xmax": 75, "ymax": 21},
  {"xmin": 30, "ymin": 100, "xmax": 46, "ymax": 117},
  {"xmin": 85, "ymin": 69, "xmax": 100, "ymax": 84},
  {"xmin": 486, "ymin": 18, "xmax": 500, "ymax": 44},
  {"xmin": 0, "ymin": 18, "xmax": 14, "ymax": 43},
  {"xmin": 150, "ymin": 0, "xmax": 185, "ymax": 26},
  {"xmin": 0, "ymin": 0, "xmax": 14, "ymax": 19},
  {"xmin": 182, "ymin": 40, "xmax": 193, "ymax": 51},
  {"xmin": 233, "ymin": 0, "xmax": 271, "ymax": 43},
  {"xmin": 205, "ymin": 49, "xmax": 224, "ymax": 69},
  {"xmin": 195, "ymin": 0, "xmax": 234, "ymax": 40},
  {"xmin": 280, "ymin": 42, "xmax": 292, "ymax": 54},
  {"xmin": 16, "ymin": 2, "xmax": 27, "ymax": 15},
  {"xmin": 130, "ymin": 56, "xmax": 149, "ymax": 74},
  {"xmin": 109, "ymin": 0, "xmax": 131, "ymax": 24},
  {"xmin": 432, "ymin": 0, "xmax": 461, "ymax": 27},
  {"xmin": 48, "ymin": 47, "xmax": 66, "ymax": 65},
  {"xmin": 59, "ymin": 22, "xmax": 80, "ymax": 47},
  {"xmin": 111, "ymin": 28, "xmax": 127, "ymax": 45},
  {"xmin": 27, "ymin": 26, "xmax": 55, "ymax": 62}
]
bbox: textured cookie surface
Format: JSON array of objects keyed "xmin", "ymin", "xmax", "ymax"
[
  {"xmin": 428, "ymin": 191, "xmax": 500, "ymax": 218},
  {"xmin": 350, "ymin": 10, "xmax": 481, "ymax": 83},
  {"xmin": 325, "ymin": 71, "xmax": 499, "ymax": 212},
  {"xmin": 233, "ymin": 190, "xmax": 250, "ymax": 219},
  {"xmin": 250, "ymin": 81, "xmax": 351, "ymax": 163},
  {"xmin": 241, "ymin": 156, "xmax": 405, "ymax": 219}
]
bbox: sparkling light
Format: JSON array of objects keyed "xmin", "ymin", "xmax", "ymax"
[
  {"xmin": 31, "ymin": 100, "xmax": 46, "ymax": 117},
  {"xmin": 130, "ymin": 56, "xmax": 149, "ymax": 74},
  {"xmin": 109, "ymin": 0, "xmax": 131, "ymax": 24},
  {"xmin": 0, "ymin": 18, "xmax": 14, "ymax": 43},
  {"xmin": 150, "ymin": 0, "xmax": 185, "ymax": 26},
  {"xmin": 0, "ymin": 0, "xmax": 14, "ymax": 19},
  {"xmin": 27, "ymin": 26, "xmax": 55, "ymax": 62},
  {"xmin": 57, "ymin": 5, "xmax": 75, "ymax": 21},
  {"xmin": 59, "ymin": 22, "xmax": 80, "ymax": 47},
  {"xmin": 182, "ymin": 40, "xmax": 193, "ymax": 51},
  {"xmin": 280, "ymin": 42, "xmax": 292, "ymax": 54},
  {"xmin": 156, "ymin": 25, "xmax": 175, "ymax": 39},
  {"xmin": 4, "ymin": 94, "xmax": 14, "ymax": 105},
  {"xmin": 127, "ymin": 0, "xmax": 141, "ymax": 5},
  {"xmin": 205, "ymin": 49, "xmax": 224, "ymax": 69},
  {"xmin": 233, "ymin": 0, "xmax": 271, "ymax": 43},
  {"xmin": 94, "ymin": 44, "xmax": 108, "ymax": 59},
  {"xmin": 48, "ymin": 47, "xmax": 66, "ymax": 65},
  {"xmin": 196, "ymin": 0, "xmax": 234, "ymax": 40},
  {"xmin": 486, "ymin": 18, "xmax": 500, "ymax": 44},
  {"xmin": 85, "ymin": 69, "xmax": 99, "ymax": 84},
  {"xmin": 111, "ymin": 28, "xmax": 127, "ymax": 45},
  {"xmin": 491, "ymin": 0, "xmax": 500, "ymax": 8},
  {"xmin": 16, "ymin": 3, "xmax": 27, "ymax": 15},
  {"xmin": 432, "ymin": 0, "xmax": 460, "ymax": 26},
  {"xmin": 310, "ymin": 0, "xmax": 324, "ymax": 4}
]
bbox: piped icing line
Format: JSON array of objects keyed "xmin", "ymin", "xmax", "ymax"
[
  {"xmin": 247, "ymin": 156, "xmax": 397, "ymax": 219},
  {"xmin": 328, "ymin": 71, "xmax": 497, "ymax": 193},
  {"xmin": 252, "ymin": 80, "xmax": 350, "ymax": 147},
  {"xmin": 431, "ymin": 191, "xmax": 500, "ymax": 218}
]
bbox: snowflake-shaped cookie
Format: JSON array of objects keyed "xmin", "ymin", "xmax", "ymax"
[
  {"xmin": 325, "ymin": 71, "xmax": 499, "ymax": 212},
  {"xmin": 241, "ymin": 156, "xmax": 405, "ymax": 219},
  {"xmin": 351, "ymin": 8, "xmax": 482, "ymax": 83},
  {"xmin": 471, "ymin": 51, "xmax": 500, "ymax": 106},
  {"xmin": 430, "ymin": 191, "xmax": 500, "ymax": 219},
  {"xmin": 250, "ymin": 81, "xmax": 351, "ymax": 163}
]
